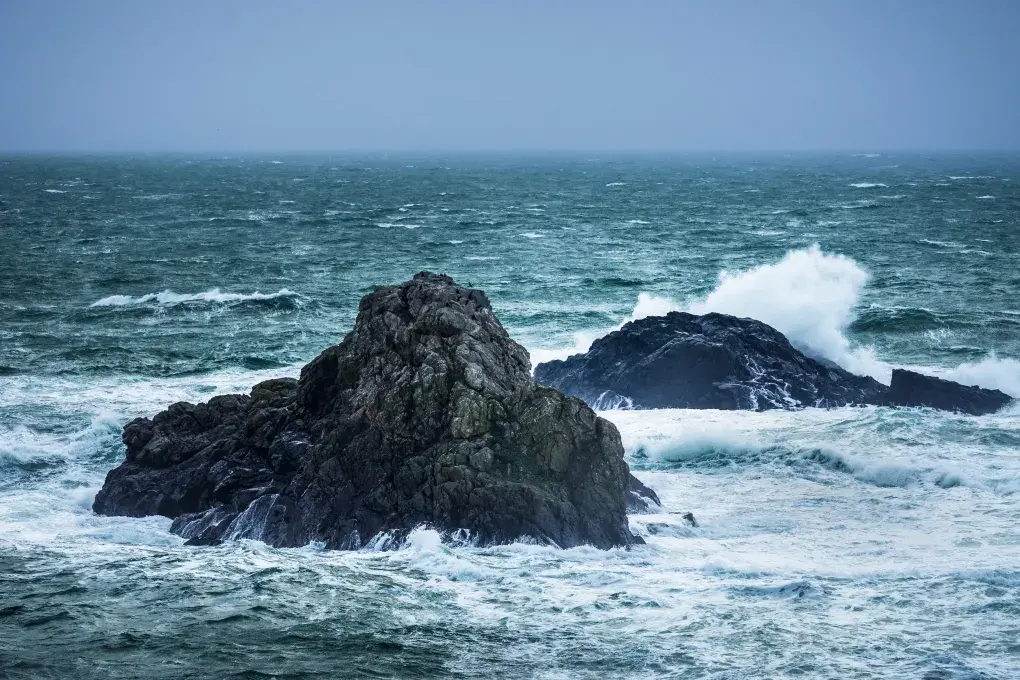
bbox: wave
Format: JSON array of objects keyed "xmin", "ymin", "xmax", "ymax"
[
  {"xmin": 628, "ymin": 431, "xmax": 937, "ymax": 489},
  {"xmin": 90, "ymin": 288, "xmax": 300, "ymax": 308},
  {"xmin": 519, "ymin": 232, "xmax": 544, "ymax": 239},
  {"xmin": 849, "ymin": 183, "xmax": 887, "ymax": 188},
  {"xmin": 1, "ymin": 413, "xmax": 123, "ymax": 470},
  {"xmin": 686, "ymin": 245, "xmax": 886, "ymax": 379},
  {"xmin": 619, "ymin": 418, "xmax": 992, "ymax": 492}
]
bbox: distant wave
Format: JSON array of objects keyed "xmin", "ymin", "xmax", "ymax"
[
  {"xmin": 849, "ymin": 183, "xmax": 887, "ymax": 189},
  {"xmin": 90, "ymin": 288, "xmax": 300, "ymax": 308},
  {"xmin": 43, "ymin": 189, "xmax": 66, "ymax": 194},
  {"xmin": 519, "ymin": 232, "xmax": 545, "ymax": 239},
  {"xmin": 605, "ymin": 182, "xmax": 626, "ymax": 187}
]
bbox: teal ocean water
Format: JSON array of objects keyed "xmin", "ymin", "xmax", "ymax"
[{"xmin": 2, "ymin": 154, "xmax": 1019, "ymax": 679}]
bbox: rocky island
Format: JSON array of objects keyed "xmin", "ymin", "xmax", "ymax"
[
  {"xmin": 94, "ymin": 273, "xmax": 652, "ymax": 549},
  {"xmin": 535, "ymin": 311, "xmax": 1014, "ymax": 415}
]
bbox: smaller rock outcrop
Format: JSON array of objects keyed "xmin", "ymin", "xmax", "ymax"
[
  {"xmin": 885, "ymin": 369, "xmax": 1013, "ymax": 416},
  {"xmin": 534, "ymin": 312, "xmax": 1014, "ymax": 416},
  {"xmin": 94, "ymin": 273, "xmax": 645, "ymax": 550},
  {"xmin": 535, "ymin": 312, "xmax": 887, "ymax": 410}
]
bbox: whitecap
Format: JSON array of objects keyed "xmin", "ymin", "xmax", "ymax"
[
  {"xmin": 519, "ymin": 232, "xmax": 544, "ymax": 239},
  {"xmin": 605, "ymin": 182, "xmax": 626, "ymax": 187},
  {"xmin": 976, "ymin": 195, "xmax": 995, "ymax": 200},
  {"xmin": 90, "ymin": 288, "xmax": 299, "ymax": 308},
  {"xmin": 449, "ymin": 240, "xmax": 464, "ymax": 245},
  {"xmin": 849, "ymin": 183, "xmax": 887, "ymax": 188},
  {"xmin": 43, "ymin": 189, "xmax": 66, "ymax": 194},
  {"xmin": 627, "ymin": 220, "xmax": 650, "ymax": 225}
]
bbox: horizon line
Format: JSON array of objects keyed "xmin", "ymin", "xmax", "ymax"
[{"xmin": 3, "ymin": 148, "xmax": 1020, "ymax": 156}]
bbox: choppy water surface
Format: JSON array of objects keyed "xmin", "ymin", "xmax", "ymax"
[{"xmin": 2, "ymin": 154, "xmax": 1019, "ymax": 679}]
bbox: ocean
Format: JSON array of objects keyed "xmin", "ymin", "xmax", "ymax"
[{"xmin": 1, "ymin": 153, "xmax": 1019, "ymax": 679}]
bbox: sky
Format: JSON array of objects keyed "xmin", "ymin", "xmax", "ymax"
[{"xmin": 1, "ymin": 0, "xmax": 1018, "ymax": 152}]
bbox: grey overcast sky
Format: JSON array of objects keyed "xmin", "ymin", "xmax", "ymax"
[{"xmin": 1, "ymin": 0, "xmax": 1018, "ymax": 152}]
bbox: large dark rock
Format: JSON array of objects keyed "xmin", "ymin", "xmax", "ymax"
[
  {"xmin": 534, "ymin": 312, "xmax": 1014, "ymax": 416},
  {"xmin": 94, "ymin": 273, "xmax": 642, "ymax": 550},
  {"xmin": 885, "ymin": 368, "xmax": 1013, "ymax": 415},
  {"xmin": 535, "ymin": 312, "xmax": 887, "ymax": 410}
]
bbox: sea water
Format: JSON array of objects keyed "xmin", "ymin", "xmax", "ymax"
[{"xmin": 1, "ymin": 154, "xmax": 1018, "ymax": 678}]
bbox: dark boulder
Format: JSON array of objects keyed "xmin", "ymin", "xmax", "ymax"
[
  {"xmin": 94, "ymin": 273, "xmax": 643, "ymax": 550},
  {"xmin": 885, "ymin": 368, "xmax": 1013, "ymax": 415},
  {"xmin": 534, "ymin": 312, "xmax": 887, "ymax": 410}
]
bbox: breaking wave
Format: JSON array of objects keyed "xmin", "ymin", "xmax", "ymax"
[
  {"xmin": 90, "ymin": 288, "xmax": 300, "ymax": 308},
  {"xmin": 686, "ymin": 245, "xmax": 886, "ymax": 379},
  {"xmin": 529, "ymin": 246, "xmax": 1020, "ymax": 395}
]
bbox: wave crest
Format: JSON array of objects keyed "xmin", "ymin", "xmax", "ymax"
[{"xmin": 90, "ymin": 288, "xmax": 300, "ymax": 308}]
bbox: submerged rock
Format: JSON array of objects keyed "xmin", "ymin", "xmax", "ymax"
[
  {"xmin": 94, "ymin": 273, "xmax": 642, "ymax": 550},
  {"xmin": 535, "ymin": 312, "xmax": 887, "ymax": 410},
  {"xmin": 534, "ymin": 312, "xmax": 1013, "ymax": 416},
  {"xmin": 885, "ymin": 368, "xmax": 1012, "ymax": 416}
]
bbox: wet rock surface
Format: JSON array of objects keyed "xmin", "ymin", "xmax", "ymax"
[
  {"xmin": 535, "ymin": 312, "xmax": 1013, "ymax": 416},
  {"xmin": 94, "ymin": 273, "xmax": 641, "ymax": 550}
]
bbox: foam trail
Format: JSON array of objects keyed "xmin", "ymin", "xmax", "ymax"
[{"xmin": 91, "ymin": 288, "xmax": 299, "ymax": 308}]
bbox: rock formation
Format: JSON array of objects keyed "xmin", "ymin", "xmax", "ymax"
[
  {"xmin": 885, "ymin": 368, "xmax": 1012, "ymax": 416},
  {"xmin": 535, "ymin": 312, "xmax": 888, "ymax": 410},
  {"xmin": 534, "ymin": 312, "xmax": 1013, "ymax": 416},
  {"xmin": 94, "ymin": 273, "xmax": 647, "ymax": 550}
]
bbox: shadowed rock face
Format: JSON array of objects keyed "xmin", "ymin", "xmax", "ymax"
[
  {"xmin": 535, "ymin": 312, "xmax": 888, "ymax": 410},
  {"xmin": 94, "ymin": 273, "xmax": 645, "ymax": 550},
  {"xmin": 534, "ymin": 312, "xmax": 1013, "ymax": 416}
]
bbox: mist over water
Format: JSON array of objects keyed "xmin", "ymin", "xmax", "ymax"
[{"xmin": 2, "ymin": 153, "xmax": 1020, "ymax": 679}]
